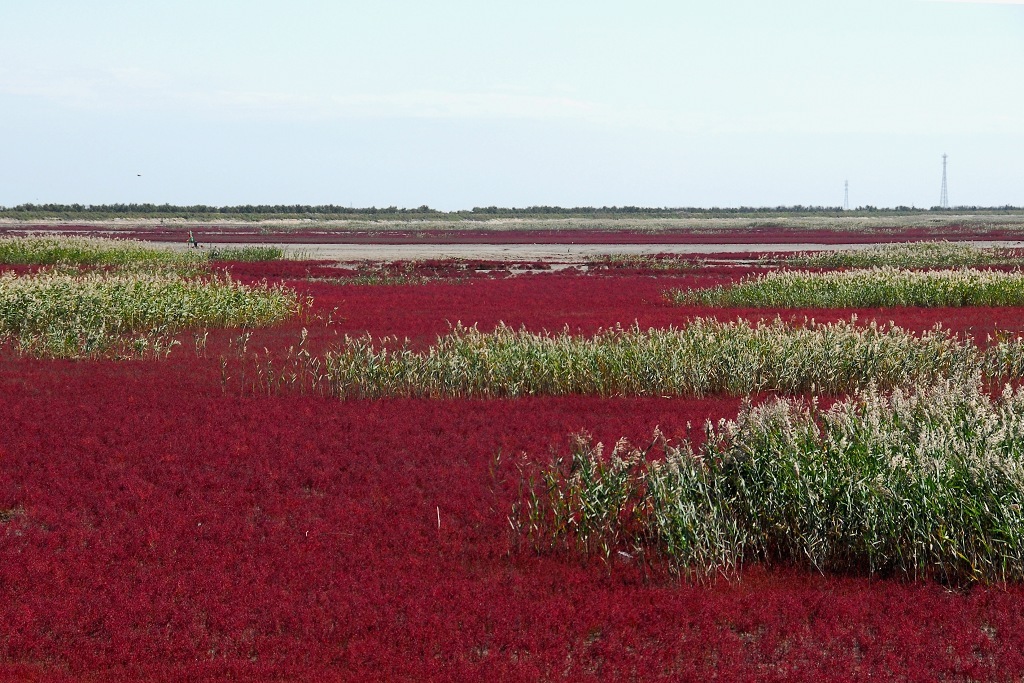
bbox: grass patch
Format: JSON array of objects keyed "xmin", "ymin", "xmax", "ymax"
[
  {"xmin": 308, "ymin": 261, "xmax": 438, "ymax": 286},
  {"xmin": 0, "ymin": 236, "xmax": 201, "ymax": 269},
  {"xmin": 0, "ymin": 271, "xmax": 300, "ymax": 357},
  {"xmin": 783, "ymin": 240, "xmax": 1024, "ymax": 268},
  {"xmin": 517, "ymin": 377, "xmax": 1024, "ymax": 584},
  {"xmin": 0, "ymin": 236, "xmax": 292, "ymax": 271},
  {"xmin": 246, "ymin": 319, "xmax": 1021, "ymax": 398},
  {"xmin": 587, "ymin": 254, "xmax": 706, "ymax": 272},
  {"xmin": 669, "ymin": 267, "xmax": 1024, "ymax": 308},
  {"xmin": 205, "ymin": 245, "xmax": 287, "ymax": 262}
]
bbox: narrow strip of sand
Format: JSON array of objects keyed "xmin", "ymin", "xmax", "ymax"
[{"xmin": 164, "ymin": 240, "xmax": 1024, "ymax": 262}]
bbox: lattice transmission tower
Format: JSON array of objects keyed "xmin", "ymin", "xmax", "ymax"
[
  {"xmin": 844, "ymin": 180, "xmax": 849, "ymax": 211},
  {"xmin": 939, "ymin": 154, "xmax": 949, "ymax": 209}
]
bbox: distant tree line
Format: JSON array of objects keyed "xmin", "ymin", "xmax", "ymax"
[
  {"xmin": 1, "ymin": 203, "xmax": 1022, "ymax": 221},
  {"xmin": 1, "ymin": 203, "xmax": 440, "ymax": 216}
]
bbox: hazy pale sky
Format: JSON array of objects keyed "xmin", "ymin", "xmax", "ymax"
[{"xmin": 2, "ymin": 0, "xmax": 1022, "ymax": 209}]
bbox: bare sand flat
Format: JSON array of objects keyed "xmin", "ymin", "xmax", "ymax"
[{"xmin": 166, "ymin": 240, "xmax": 1024, "ymax": 262}]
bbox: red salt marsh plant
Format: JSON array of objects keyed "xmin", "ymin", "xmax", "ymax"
[
  {"xmin": 4, "ymin": 358, "xmax": 1024, "ymax": 680},
  {"xmin": 8, "ymin": 260, "xmax": 1024, "ymax": 677},
  {"xmin": 284, "ymin": 273, "xmax": 1024, "ymax": 346}
]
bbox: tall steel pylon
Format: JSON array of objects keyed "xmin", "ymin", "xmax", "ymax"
[
  {"xmin": 844, "ymin": 180, "xmax": 849, "ymax": 211},
  {"xmin": 940, "ymin": 154, "xmax": 949, "ymax": 209}
]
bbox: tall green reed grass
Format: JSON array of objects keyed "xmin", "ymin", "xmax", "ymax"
[
  {"xmin": 517, "ymin": 376, "xmax": 1024, "ymax": 584},
  {"xmin": 784, "ymin": 240, "xmax": 1023, "ymax": 268},
  {"xmin": 670, "ymin": 267, "xmax": 1024, "ymax": 308},
  {"xmin": 247, "ymin": 319, "xmax": 1024, "ymax": 398},
  {"xmin": 586, "ymin": 254, "xmax": 706, "ymax": 272},
  {"xmin": 205, "ymin": 245, "xmax": 288, "ymax": 262},
  {"xmin": 0, "ymin": 236, "xmax": 291, "ymax": 269},
  {"xmin": 0, "ymin": 271, "xmax": 299, "ymax": 357},
  {"xmin": 0, "ymin": 236, "xmax": 201, "ymax": 269}
]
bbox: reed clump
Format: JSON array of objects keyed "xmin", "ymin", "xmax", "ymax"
[
  {"xmin": 0, "ymin": 236, "xmax": 291, "ymax": 270},
  {"xmin": 587, "ymin": 254, "xmax": 706, "ymax": 272},
  {"xmin": 784, "ymin": 240, "xmax": 1022, "ymax": 268},
  {"xmin": 0, "ymin": 271, "xmax": 299, "ymax": 357},
  {"xmin": 0, "ymin": 235, "xmax": 202, "ymax": 269},
  {"xmin": 669, "ymin": 267, "xmax": 1024, "ymax": 308},
  {"xmin": 517, "ymin": 377, "xmax": 1024, "ymax": 584},
  {"xmin": 249, "ymin": 318, "xmax": 1020, "ymax": 398},
  {"xmin": 205, "ymin": 245, "xmax": 287, "ymax": 262},
  {"xmin": 309, "ymin": 261, "xmax": 437, "ymax": 286}
]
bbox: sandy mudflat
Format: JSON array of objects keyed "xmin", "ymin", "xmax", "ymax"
[{"xmin": 166, "ymin": 240, "xmax": 1024, "ymax": 262}]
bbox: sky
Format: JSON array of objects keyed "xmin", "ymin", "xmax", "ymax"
[{"xmin": 1, "ymin": 0, "xmax": 1022, "ymax": 210}]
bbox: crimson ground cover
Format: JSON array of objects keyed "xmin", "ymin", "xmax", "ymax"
[
  {"xmin": 6, "ymin": 265, "xmax": 1024, "ymax": 680},
  {"xmin": 191, "ymin": 269, "xmax": 1024, "ymax": 367},
  {"xmin": 5, "ymin": 359, "xmax": 1024, "ymax": 681},
  {"xmin": 282, "ymin": 273, "xmax": 1024, "ymax": 344}
]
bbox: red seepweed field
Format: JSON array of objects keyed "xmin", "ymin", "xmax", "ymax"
[
  {"xmin": 6, "ymin": 249, "xmax": 1024, "ymax": 681},
  {"xmin": 5, "ymin": 221, "xmax": 1023, "ymax": 246}
]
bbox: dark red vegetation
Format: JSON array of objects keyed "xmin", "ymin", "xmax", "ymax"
[
  {"xmin": 6, "ymin": 268, "xmax": 1024, "ymax": 680},
  {"xmin": 217, "ymin": 259, "xmax": 556, "ymax": 283},
  {"xmin": 0, "ymin": 265, "xmax": 54, "ymax": 276},
  {"xmin": 193, "ymin": 267, "xmax": 1024, "ymax": 364},
  {"xmin": 213, "ymin": 260, "xmax": 348, "ymax": 280},
  {"xmin": 275, "ymin": 272, "xmax": 1024, "ymax": 347},
  {"xmin": 4, "ymin": 359, "xmax": 1024, "ymax": 682}
]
